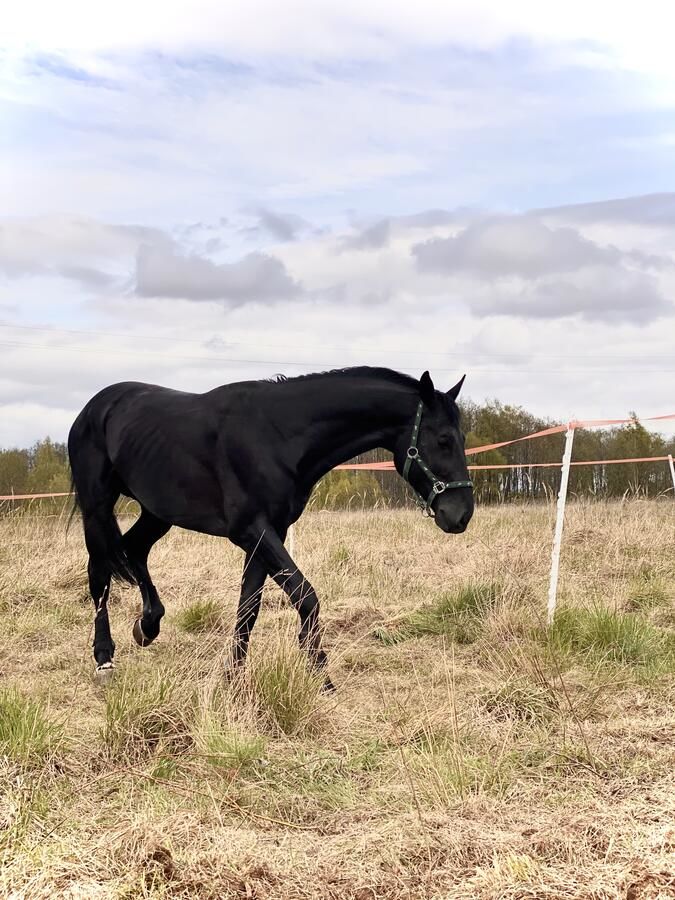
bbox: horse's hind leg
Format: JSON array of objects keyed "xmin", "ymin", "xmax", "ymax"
[
  {"xmin": 81, "ymin": 500, "xmax": 119, "ymax": 676},
  {"xmin": 88, "ymin": 554, "xmax": 114, "ymax": 673},
  {"xmin": 70, "ymin": 419, "xmax": 134, "ymax": 677},
  {"xmin": 122, "ymin": 509, "xmax": 171, "ymax": 647}
]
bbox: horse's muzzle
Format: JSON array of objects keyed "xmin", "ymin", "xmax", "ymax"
[{"xmin": 434, "ymin": 508, "xmax": 472, "ymax": 534}]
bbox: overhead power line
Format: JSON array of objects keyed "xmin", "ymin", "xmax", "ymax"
[
  {"xmin": 1, "ymin": 338, "xmax": 675, "ymax": 375},
  {"xmin": 0, "ymin": 322, "xmax": 673, "ymax": 364}
]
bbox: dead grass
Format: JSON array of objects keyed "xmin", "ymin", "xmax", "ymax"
[{"xmin": 0, "ymin": 499, "xmax": 673, "ymax": 898}]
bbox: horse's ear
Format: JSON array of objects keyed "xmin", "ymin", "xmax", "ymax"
[
  {"xmin": 419, "ymin": 371, "xmax": 435, "ymax": 406},
  {"xmin": 447, "ymin": 374, "xmax": 466, "ymax": 401}
]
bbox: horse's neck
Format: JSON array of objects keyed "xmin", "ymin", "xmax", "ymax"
[{"xmin": 291, "ymin": 378, "xmax": 416, "ymax": 483}]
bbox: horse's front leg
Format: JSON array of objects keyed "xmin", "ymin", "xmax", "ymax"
[{"xmin": 244, "ymin": 526, "xmax": 334, "ymax": 692}]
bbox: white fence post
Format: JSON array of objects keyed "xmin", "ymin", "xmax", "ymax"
[
  {"xmin": 288, "ymin": 523, "xmax": 295, "ymax": 559},
  {"xmin": 547, "ymin": 423, "xmax": 576, "ymax": 625},
  {"xmin": 669, "ymin": 455, "xmax": 675, "ymax": 495}
]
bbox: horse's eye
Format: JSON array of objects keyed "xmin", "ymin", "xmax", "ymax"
[{"xmin": 438, "ymin": 433, "xmax": 452, "ymax": 448}]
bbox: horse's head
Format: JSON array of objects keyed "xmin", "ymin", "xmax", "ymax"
[{"xmin": 395, "ymin": 371, "xmax": 474, "ymax": 534}]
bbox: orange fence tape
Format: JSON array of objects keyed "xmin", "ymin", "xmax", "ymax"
[
  {"xmin": 464, "ymin": 412, "xmax": 675, "ymax": 457},
  {"xmin": 336, "ymin": 455, "xmax": 672, "ymax": 472},
  {"xmin": 0, "ymin": 491, "xmax": 74, "ymax": 501},
  {"xmin": 464, "ymin": 423, "xmax": 569, "ymax": 456}
]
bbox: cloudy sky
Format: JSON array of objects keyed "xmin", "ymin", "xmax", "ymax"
[{"xmin": 2, "ymin": 0, "xmax": 675, "ymax": 447}]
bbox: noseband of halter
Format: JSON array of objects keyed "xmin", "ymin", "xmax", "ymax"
[{"xmin": 402, "ymin": 401, "xmax": 473, "ymax": 515}]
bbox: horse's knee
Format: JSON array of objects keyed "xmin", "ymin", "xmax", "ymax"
[
  {"xmin": 88, "ymin": 559, "xmax": 110, "ymax": 602},
  {"xmin": 296, "ymin": 594, "xmax": 318, "ymax": 621},
  {"xmin": 287, "ymin": 577, "xmax": 318, "ymax": 617}
]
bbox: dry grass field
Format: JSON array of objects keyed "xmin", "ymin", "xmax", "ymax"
[{"xmin": 0, "ymin": 500, "xmax": 674, "ymax": 899}]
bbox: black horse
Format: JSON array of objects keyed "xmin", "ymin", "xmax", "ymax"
[{"xmin": 68, "ymin": 367, "xmax": 473, "ymax": 688}]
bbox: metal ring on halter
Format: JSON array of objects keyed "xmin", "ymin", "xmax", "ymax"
[
  {"xmin": 407, "ymin": 447, "xmax": 419, "ymax": 459},
  {"xmin": 433, "ymin": 481, "xmax": 446, "ymax": 495},
  {"xmin": 420, "ymin": 501, "xmax": 434, "ymax": 517}
]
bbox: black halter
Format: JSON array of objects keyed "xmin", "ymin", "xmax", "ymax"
[{"xmin": 402, "ymin": 401, "xmax": 473, "ymax": 514}]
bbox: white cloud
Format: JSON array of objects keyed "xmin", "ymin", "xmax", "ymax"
[
  {"xmin": 468, "ymin": 266, "xmax": 668, "ymax": 323},
  {"xmin": 135, "ymin": 243, "xmax": 299, "ymax": 304},
  {"xmin": 4, "ymin": 1, "xmax": 675, "ymax": 86},
  {"xmin": 340, "ymin": 220, "xmax": 391, "ymax": 252},
  {"xmin": 408, "ymin": 215, "xmax": 673, "ymax": 322},
  {"xmin": 248, "ymin": 208, "xmax": 310, "ymax": 242},
  {"xmin": 0, "ymin": 215, "xmax": 168, "ymax": 283},
  {"xmin": 0, "ymin": 402, "xmax": 77, "ymax": 449},
  {"xmin": 537, "ymin": 193, "xmax": 675, "ymax": 227},
  {"xmin": 413, "ymin": 217, "xmax": 621, "ymax": 278}
]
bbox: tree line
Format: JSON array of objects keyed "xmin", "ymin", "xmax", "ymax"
[
  {"xmin": 1, "ymin": 401, "xmax": 674, "ymax": 512},
  {"xmin": 0, "ymin": 438, "xmax": 70, "ymax": 497}
]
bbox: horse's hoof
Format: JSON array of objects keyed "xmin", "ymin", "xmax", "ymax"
[
  {"xmin": 224, "ymin": 663, "xmax": 246, "ymax": 687},
  {"xmin": 321, "ymin": 676, "xmax": 337, "ymax": 694},
  {"xmin": 94, "ymin": 662, "xmax": 115, "ymax": 686},
  {"xmin": 132, "ymin": 618, "xmax": 153, "ymax": 647}
]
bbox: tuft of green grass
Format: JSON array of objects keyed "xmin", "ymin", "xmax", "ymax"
[
  {"xmin": 371, "ymin": 624, "xmax": 408, "ymax": 646},
  {"xmin": 481, "ymin": 676, "xmax": 558, "ymax": 725},
  {"xmin": 0, "ymin": 777, "xmax": 51, "ymax": 852},
  {"xmin": 406, "ymin": 742, "xmax": 516, "ymax": 803},
  {"xmin": 195, "ymin": 711, "xmax": 266, "ymax": 772},
  {"xmin": 0, "ymin": 688, "xmax": 66, "ymax": 766},
  {"xmin": 346, "ymin": 738, "xmax": 388, "ymax": 773},
  {"xmin": 548, "ymin": 606, "xmax": 674, "ymax": 670},
  {"xmin": 251, "ymin": 646, "xmax": 325, "ymax": 736},
  {"xmin": 101, "ymin": 671, "xmax": 193, "ymax": 762},
  {"xmin": 251, "ymin": 750, "xmax": 356, "ymax": 816},
  {"xmin": 329, "ymin": 544, "xmax": 351, "ymax": 569},
  {"xmin": 175, "ymin": 599, "xmax": 229, "ymax": 634},
  {"xmin": 150, "ymin": 755, "xmax": 179, "ymax": 780},
  {"xmin": 373, "ymin": 580, "xmax": 501, "ymax": 645},
  {"xmin": 626, "ymin": 572, "xmax": 668, "ymax": 611}
]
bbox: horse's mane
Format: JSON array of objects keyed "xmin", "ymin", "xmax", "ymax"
[
  {"xmin": 264, "ymin": 366, "xmax": 420, "ymax": 390},
  {"xmin": 263, "ymin": 366, "xmax": 460, "ymax": 419}
]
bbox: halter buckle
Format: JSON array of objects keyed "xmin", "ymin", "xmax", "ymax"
[{"xmin": 432, "ymin": 481, "xmax": 446, "ymax": 496}]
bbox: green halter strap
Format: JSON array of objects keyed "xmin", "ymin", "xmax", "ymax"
[{"xmin": 402, "ymin": 401, "xmax": 473, "ymax": 514}]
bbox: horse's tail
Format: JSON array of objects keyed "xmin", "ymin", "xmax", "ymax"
[
  {"xmin": 66, "ymin": 470, "xmax": 80, "ymax": 534},
  {"xmin": 82, "ymin": 502, "xmax": 138, "ymax": 585}
]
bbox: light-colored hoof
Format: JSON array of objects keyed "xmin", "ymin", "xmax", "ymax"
[
  {"xmin": 132, "ymin": 618, "xmax": 152, "ymax": 647},
  {"xmin": 224, "ymin": 663, "xmax": 246, "ymax": 689},
  {"xmin": 95, "ymin": 663, "xmax": 115, "ymax": 686}
]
